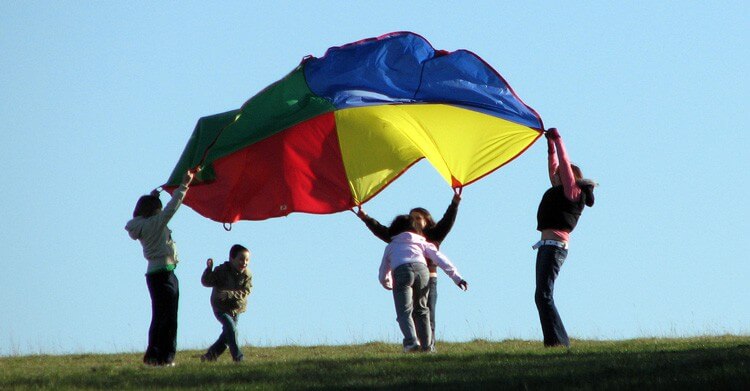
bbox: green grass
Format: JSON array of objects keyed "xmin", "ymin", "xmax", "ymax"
[{"xmin": 1, "ymin": 336, "xmax": 749, "ymax": 390}]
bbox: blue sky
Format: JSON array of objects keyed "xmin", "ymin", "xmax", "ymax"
[{"xmin": 1, "ymin": 2, "xmax": 747, "ymax": 355}]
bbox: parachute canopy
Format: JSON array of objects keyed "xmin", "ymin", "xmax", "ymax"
[{"xmin": 165, "ymin": 32, "xmax": 543, "ymax": 222}]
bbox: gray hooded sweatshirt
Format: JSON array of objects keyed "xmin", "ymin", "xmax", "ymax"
[{"xmin": 125, "ymin": 185, "xmax": 188, "ymax": 274}]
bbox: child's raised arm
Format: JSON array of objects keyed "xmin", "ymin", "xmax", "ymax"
[
  {"xmin": 201, "ymin": 258, "xmax": 216, "ymax": 287},
  {"xmin": 429, "ymin": 193, "xmax": 461, "ymax": 244},
  {"xmin": 547, "ymin": 129, "xmax": 581, "ymax": 202},
  {"xmin": 358, "ymin": 209, "xmax": 391, "ymax": 243},
  {"xmin": 546, "ymin": 135, "xmax": 559, "ymax": 186},
  {"xmin": 157, "ymin": 169, "xmax": 198, "ymax": 228}
]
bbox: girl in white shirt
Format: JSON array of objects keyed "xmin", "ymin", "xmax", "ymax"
[{"xmin": 379, "ymin": 214, "xmax": 468, "ymax": 352}]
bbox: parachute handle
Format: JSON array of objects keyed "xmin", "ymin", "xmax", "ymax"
[
  {"xmin": 351, "ymin": 205, "xmax": 368, "ymax": 220},
  {"xmin": 153, "ymin": 164, "xmax": 202, "ymax": 196},
  {"xmin": 223, "ymin": 222, "xmax": 233, "ymax": 231}
]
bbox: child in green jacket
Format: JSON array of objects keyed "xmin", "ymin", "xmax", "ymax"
[{"xmin": 200, "ymin": 244, "xmax": 253, "ymax": 362}]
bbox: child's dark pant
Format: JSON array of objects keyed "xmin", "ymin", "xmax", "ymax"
[
  {"xmin": 535, "ymin": 245, "xmax": 570, "ymax": 347},
  {"xmin": 145, "ymin": 270, "xmax": 179, "ymax": 364}
]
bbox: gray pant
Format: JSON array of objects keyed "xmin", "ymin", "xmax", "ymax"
[
  {"xmin": 411, "ymin": 276, "xmax": 437, "ymax": 350},
  {"xmin": 426, "ymin": 276, "xmax": 437, "ymax": 349},
  {"xmin": 392, "ymin": 262, "xmax": 431, "ymax": 349}
]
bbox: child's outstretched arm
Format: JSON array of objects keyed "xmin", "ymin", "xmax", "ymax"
[
  {"xmin": 423, "ymin": 244, "xmax": 467, "ymax": 290},
  {"xmin": 357, "ymin": 209, "xmax": 391, "ymax": 243},
  {"xmin": 429, "ymin": 193, "xmax": 461, "ymax": 244},
  {"xmin": 158, "ymin": 169, "xmax": 198, "ymax": 227}
]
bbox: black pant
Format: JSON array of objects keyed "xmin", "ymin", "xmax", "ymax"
[
  {"xmin": 145, "ymin": 270, "xmax": 179, "ymax": 364},
  {"xmin": 535, "ymin": 246, "xmax": 570, "ymax": 347}
]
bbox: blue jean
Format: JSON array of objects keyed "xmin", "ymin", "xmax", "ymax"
[
  {"xmin": 207, "ymin": 312, "xmax": 243, "ymax": 361},
  {"xmin": 392, "ymin": 262, "xmax": 431, "ymax": 349},
  {"xmin": 145, "ymin": 270, "xmax": 179, "ymax": 364},
  {"xmin": 411, "ymin": 276, "xmax": 437, "ymax": 350},
  {"xmin": 535, "ymin": 245, "xmax": 570, "ymax": 347}
]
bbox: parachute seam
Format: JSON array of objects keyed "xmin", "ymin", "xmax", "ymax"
[
  {"xmin": 402, "ymin": 104, "xmax": 459, "ymax": 188},
  {"xmin": 413, "ymin": 59, "xmax": 426, "ymax": 101}
]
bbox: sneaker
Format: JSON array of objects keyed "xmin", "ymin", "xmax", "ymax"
[
  {"xmin": 403, "ymin": 343, "xmax": 420, "ymax": 353},
  {"xmin": 421, "ymin": 346, "xmax": 437, "ymax": 354},
  {"xmin": 200, "ymin": 353, "xmax": 217, "ymax": 362}
]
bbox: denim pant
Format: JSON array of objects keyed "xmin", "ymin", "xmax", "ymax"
[
  {"xmin": 392, "ymin": 262, "xmax": 431, "ymax": 349},
  {"xmin": 145, "ymin": 270, "xmax": 179, "ymax": 364},
  {"xmin": 206, "ymin": 312, "xmax": 243, "ymax": 361},
  {"xmin": 411, "ymin": 276, "xmax": 437, "ymax": 350},
  {"xmin": 534, "ymin": 245, "xmax": 570, "ymax": 347}
]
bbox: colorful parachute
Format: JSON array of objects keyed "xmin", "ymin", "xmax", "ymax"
[{"xmin": 165, "ymin": 32, "xmax": 543, "ymax": 223}]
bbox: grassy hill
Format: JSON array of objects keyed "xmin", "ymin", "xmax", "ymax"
[{"xmin": 1, "ymin": 336, "xmax": 749, "ymax": 389}]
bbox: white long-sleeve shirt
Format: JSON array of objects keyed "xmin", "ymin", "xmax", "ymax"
[
  {"xmin": 379, "ymin": 232, "xmax": 463, "ymax": 289},
  {"xmin": 125, "ymin": 184, "xmax": 188, "ymax": 274}
]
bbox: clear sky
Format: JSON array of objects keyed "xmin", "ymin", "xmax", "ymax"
[{"xmin": 1, "ymin": 2, "xmax": 747, "ymax": 356}]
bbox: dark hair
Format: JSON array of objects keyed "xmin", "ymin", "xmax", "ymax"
[
  {"xmin": 132, "ymin": 195, "xmax": 162, "ymax": 218},
  {"xmin": 571, "ymin": 164, "xmax": 584, "ymax": 181},
  {"xmin": 409, "ymin": 207, "xmax": 436, "ymax": 229},
  {"xmin": 570, "ymin": 164, "xmax": 596, "ymax": 207},
  {"xmin": 388, "ymin": 214, "xmax": 417, "ymax": 238},
  {"xmin": 230, "ymin": 244, "xmax": 250, "ymax": 259}
]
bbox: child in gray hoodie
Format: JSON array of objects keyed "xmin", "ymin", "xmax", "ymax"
[{"xmin": 125, "ymin": 169, "xmax": 196, "ymax": 366}]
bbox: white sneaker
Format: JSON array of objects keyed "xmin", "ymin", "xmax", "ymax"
[{"xmin": 403, "ymin": 343, "xmax": 420, "ymax": 353}]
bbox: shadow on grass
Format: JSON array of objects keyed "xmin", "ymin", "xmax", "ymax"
[{"xmin": 4, "ymin": 344, "xmax": 750, "ymax": 389}]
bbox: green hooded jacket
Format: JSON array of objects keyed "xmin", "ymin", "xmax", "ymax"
[{"xmin": 201, "ymin": 261, "xmax": 252, "ymax": 316}]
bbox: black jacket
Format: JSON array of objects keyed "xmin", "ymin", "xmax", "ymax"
[{"xmin": 362, "ymin": 200, "xmax": 459, "ymax": 247}]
